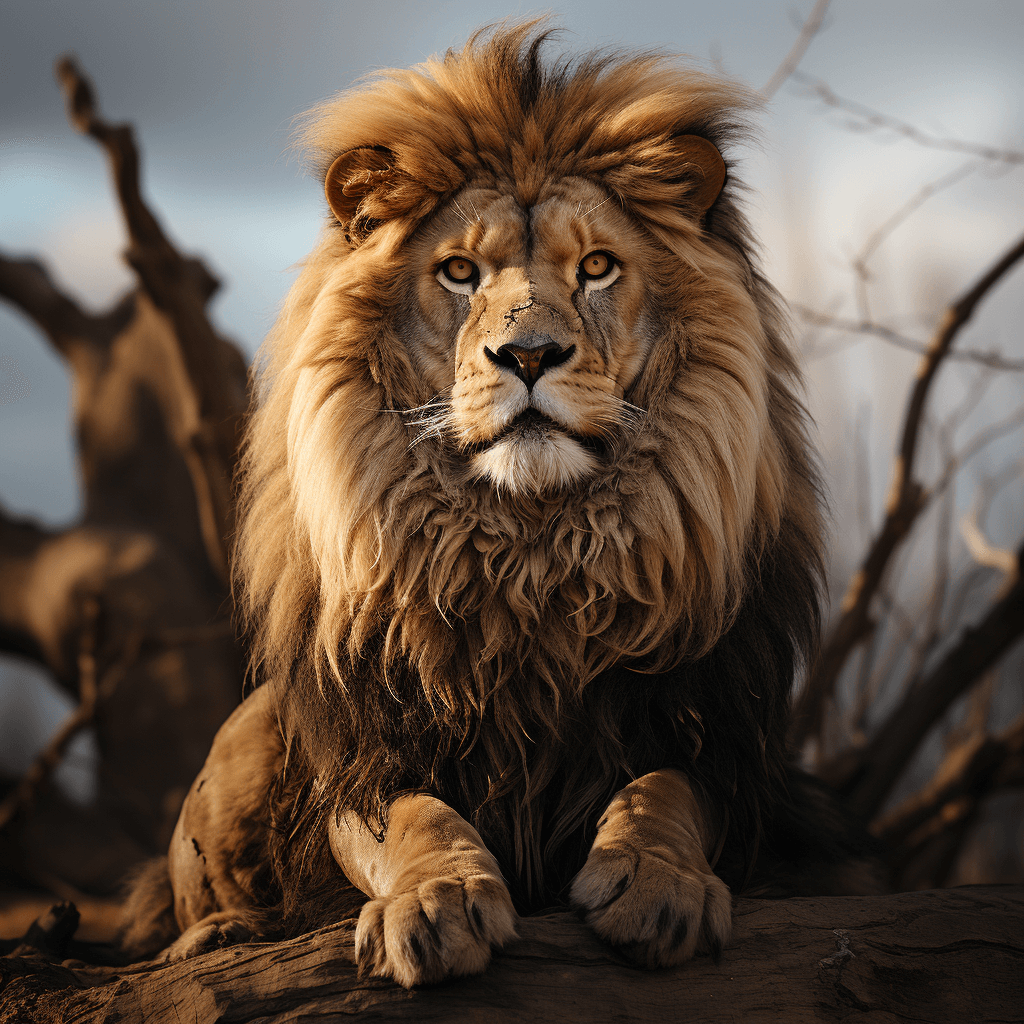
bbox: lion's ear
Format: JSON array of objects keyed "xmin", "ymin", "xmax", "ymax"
[
  {"xmin": 324, "ymin": 146, "xmax": 396, "ymax": 229},
  {"xmin": 668, "ymin": 135, "xmax": 726, "ymax": 214}
]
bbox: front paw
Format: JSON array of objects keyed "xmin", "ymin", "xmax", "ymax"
[
  {"xmin": 160, "ymin": 913, "xmax": 252, "ymax": 962},
  {"xmin": 570, "ymin": 845, "xmax": 731, "ymax": 967},
  {"xmin": 355, "ymin": 874, "xmax": 517, "ymax": 988}
]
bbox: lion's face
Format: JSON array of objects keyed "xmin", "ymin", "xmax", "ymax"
[{"xmin": 404, "ymin": 179, "xmax": 656, "ymax": 494}]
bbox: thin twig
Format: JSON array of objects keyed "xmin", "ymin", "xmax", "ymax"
[
  {"xmin": 795, "ymin": 74, "xmax": 1024, "ymax": 165},
  {"xmin": 761, "ymin": 0, "xmax": 831, "ymax": 101},
  {"xmin": 794, "ymin": 306, "xmax": 1024, "ymax": 371},
  {"xmin": 857, "ymin": 162, "xmax": 980, "ymax": 274}
]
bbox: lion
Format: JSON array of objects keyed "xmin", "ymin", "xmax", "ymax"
[{"xmin": 120, "ymin": 24, "xmax": 881, "ymax": 987}]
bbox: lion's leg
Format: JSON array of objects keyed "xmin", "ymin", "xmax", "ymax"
[
  {"xmin": 570, "ymin": 769, "xmax": 732, "ymax": 966},
  {"xmin": 327, "ymin": 795, "xmax": 518, "ymax": 988},
  {"xmin": 159, "ymin": 685, "xmax": 284, "ymax": 961}
]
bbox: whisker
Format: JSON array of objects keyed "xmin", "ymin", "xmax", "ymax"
[
  {"xmin": 452, "ymin": 200, "xmax": 474, "ymax": 227},
  {"xmin": 582, "ymin": 195, "xmax": 612, "ymax": 222}
]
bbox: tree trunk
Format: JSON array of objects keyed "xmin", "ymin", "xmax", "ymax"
[{"xmin": 2, "ymin": 887, "xmax": 1023, "ymax": 1023}]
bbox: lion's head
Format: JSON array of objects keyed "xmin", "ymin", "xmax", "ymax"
[{"xmin": 235, "ymin": 24, "xmax": 822, "ymax": 890}]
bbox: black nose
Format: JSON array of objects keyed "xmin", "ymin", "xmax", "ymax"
[{"xmin": 485, "ymin": 340, "xmax": 575, "ymax": 390}]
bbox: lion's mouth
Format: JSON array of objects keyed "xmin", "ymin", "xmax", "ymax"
[{"xmin": 466, "ymin": 409, "xmax": 607, "ymax": 458}]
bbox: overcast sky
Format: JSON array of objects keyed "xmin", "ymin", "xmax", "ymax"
[{"xmin": 2, "ymin": 1, "xmax": 1022, "ymax": 775}]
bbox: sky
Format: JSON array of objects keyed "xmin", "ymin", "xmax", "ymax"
[{"xmin": 1, "ymin": 0, "xmax": 1022, "ymax": 783}]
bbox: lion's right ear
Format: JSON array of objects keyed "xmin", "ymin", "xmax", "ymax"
[
  {"xmin": 668, "ymin": 136, "xmax": 727, "ymax": 215},
  {"xmin": 324, "ymin": 147, "xmax": 396, "ymax": 229}
]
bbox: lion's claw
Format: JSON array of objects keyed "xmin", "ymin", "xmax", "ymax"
[
  {"xmin": 354, "ymin": 874, "xmax": 517, "ymax": 988},
  {"xmin": 570, "ymin": 845, "xmax": 731, "ymax": 967}
]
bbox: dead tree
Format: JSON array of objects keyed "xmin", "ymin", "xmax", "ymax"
[{"xmin": 0, "ymin": 58, "xmax": 248, "ymax": 904}]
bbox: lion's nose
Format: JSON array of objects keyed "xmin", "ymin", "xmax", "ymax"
[{"xmin": 485, "ymin": 340, "xmax": 575, "ymax": 390}]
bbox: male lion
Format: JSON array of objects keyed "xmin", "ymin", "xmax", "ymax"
[{"xmin": 122, "ymin": 24, "xmax": 879, "ymax": 986}]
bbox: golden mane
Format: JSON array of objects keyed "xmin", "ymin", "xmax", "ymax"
[{"xmin": 233, "ymin": 23, "xmax": 823, "ymax": 900}]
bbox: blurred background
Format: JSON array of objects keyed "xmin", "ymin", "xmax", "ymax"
[{"xmin": 2, "ymin": 0, "xmax": 1022, "ymax": 897}]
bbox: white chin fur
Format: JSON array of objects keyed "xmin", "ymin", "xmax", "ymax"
[{"xmin": 472, "ymin": 432, "xmax": 599, "ymax": 494}]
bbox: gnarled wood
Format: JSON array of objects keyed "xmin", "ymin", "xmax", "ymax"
[{"xmin": 2, "ymin": 888, "xmax": 1022, "ymax": 1023}]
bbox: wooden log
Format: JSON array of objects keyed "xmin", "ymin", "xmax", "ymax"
[{"xmin": 2, "ymin": 887, "xmax": 1022, "ymax": 1023}]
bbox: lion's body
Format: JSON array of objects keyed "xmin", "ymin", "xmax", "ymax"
[{"xmin": 123, "ymin": 25, "xmax": 881, "ymax": 982}]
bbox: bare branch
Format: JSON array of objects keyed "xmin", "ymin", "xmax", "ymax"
[
  {"xmin": 0, "ymin": 600, "xmax": 99, "ymax": 832},
  {"xmin": 857, "ymin": 162, "xmax": 980, "ymax": 281},
  {"xmin": 54, "ymin": 56, "xmax": 249, "ymax": 585},
  {"xmin": 795, "ymin": 74, "xmax": 1024, "ymax": 165},
  {"xmin": 961, "ymin": 513, "xmax": 1018, "ymax": 577},
  {"xmin": 0, "ymin": 596, "xmax": 150, "ymax": 834},
  {"xmin": 760, "ymin": 0, "xmax": 831, "ymax": 100},
  {"xmin": 794, "ymin": 306, "xmax": 1024, "ymax": 372},
  {"xmin": 873, "ymin": 713, "xmax": 1024, "ymax": 887},
  {"xmin": 0, "ymin": 506, "xmax": 55, "ymax": 667},
  {"xmin": 834, "ymin": 537, "xmax": 1024, "ymax": 819},
  {"xmin": 791, "ymin": 232, "xmax": 1024, "ymax": 748},
  {"xmin": 0, "ymin": 253, "xmax": 133, "ymax": 357}
]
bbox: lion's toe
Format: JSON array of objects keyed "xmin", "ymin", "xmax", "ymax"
[
  {"xmin": 160, "ymin": 913, "xmax": 253, "ymax": 962},
  {"xmin": 355, "ymin": 875, "xmax": 517, "ymax": 988},
  {"xmin": 570, "ymin": 846, "xmax": 731, "ymax": 967}
]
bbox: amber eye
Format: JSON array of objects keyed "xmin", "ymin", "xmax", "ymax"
[
  {"xmin": 579, "ymin": 251, "xmax": 615, "ymax": 280},
  {"xmin": 441, "ymin": 257, "xmax": 478, "ymax": 283}
]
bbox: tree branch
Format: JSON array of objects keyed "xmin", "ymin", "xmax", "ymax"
[
  {"xmin": 3, "ymin": 889, "xmax": 1023, "ymax": 1023},
  {"xmin": 0, "ymin": 507, "xmax": 56, "ymax": 668},
  {"xmin": 760, "ymin": 0, "xmax": 831, "ymax": 100},
  {"xmin": 826, "ymin": 538, "xmax": 1024, "ymax": 820},
  {"xmin": 873, "ymin": 713, "xmax": 1024, "ymax": 859},
  {"xmin": 795, "ymin": 305, "xmax": 1024, "ymax": 371},
  {"xmin": 792, "ymin": 232, "xmax": 1024, "ymax": 749},
  {"xmin": 795, "ymin": 74, "xmax": 1024, "ymax": 165},
  {"xmin": 54, "ymin": 56, "xmax": 250, "ymax": 585},
  {"xmin": 0, "ymin": 600, "xmax": 102, "ymax": 833},
  {"xmin": 0, "ymin": 254, "xmax": 134, "ymax": 358}
]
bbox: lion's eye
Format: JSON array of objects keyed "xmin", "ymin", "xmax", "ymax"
[
  {"xmin": 580, "ymin": 252, "xmax": 611, "ymax": 278},
  {"xmin": 437, "ymin": 256, "xmax": 480, "ymax": 295},
  {"xmin": 578, "ymin": 251, "xmax": 620, "ymax": 291}
]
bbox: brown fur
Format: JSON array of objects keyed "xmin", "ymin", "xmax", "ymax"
[
  {"xmin": 136, "ymin": 24, "xmax": 858, "ymax": 968},
  {"xmin": 231, "ymin": 24, "xmax": 824, "ymax": 913}
]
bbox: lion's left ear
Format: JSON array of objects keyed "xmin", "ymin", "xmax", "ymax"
[
  {"xmin": 668, "ymin": 135, "xmax": 727, "ymax": 214},
  {"xmin": 324, "ymin": 146, "xmax": 396, "ymax": 229}
]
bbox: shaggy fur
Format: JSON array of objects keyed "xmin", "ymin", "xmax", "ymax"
[{"xmin": 215, "ymin": 23, "xmax": 839, "ymax": 934}]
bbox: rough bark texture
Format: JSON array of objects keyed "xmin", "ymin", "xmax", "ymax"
[{"xmin": 2, "ymin": 888, "xmax": 1023, "ymax": 1023}]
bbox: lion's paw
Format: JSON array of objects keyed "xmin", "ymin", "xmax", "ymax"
[
  {"xmin": 570, "ymin": 845, "xmax": 731, "ymax": 967},
  {"xmin": 160, "ymin": 913, "xmax": 252, "ymax": 962},
  {"xmin": 355, "ymin": 874, "xmax": 517, "ymax": 988}
]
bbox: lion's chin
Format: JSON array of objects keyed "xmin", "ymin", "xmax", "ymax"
[{"xmin": 472, "ymin": 431, "xmax": 599, "ymax": 494}]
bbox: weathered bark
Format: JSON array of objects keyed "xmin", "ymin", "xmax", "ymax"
[
  {"xmin": 2, "ymin": 888, "xmax": 1022, "ymax": 1023},
  {"xmin": 0, "ymin": 56, "xmax": 249, "ymax": 879}
]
